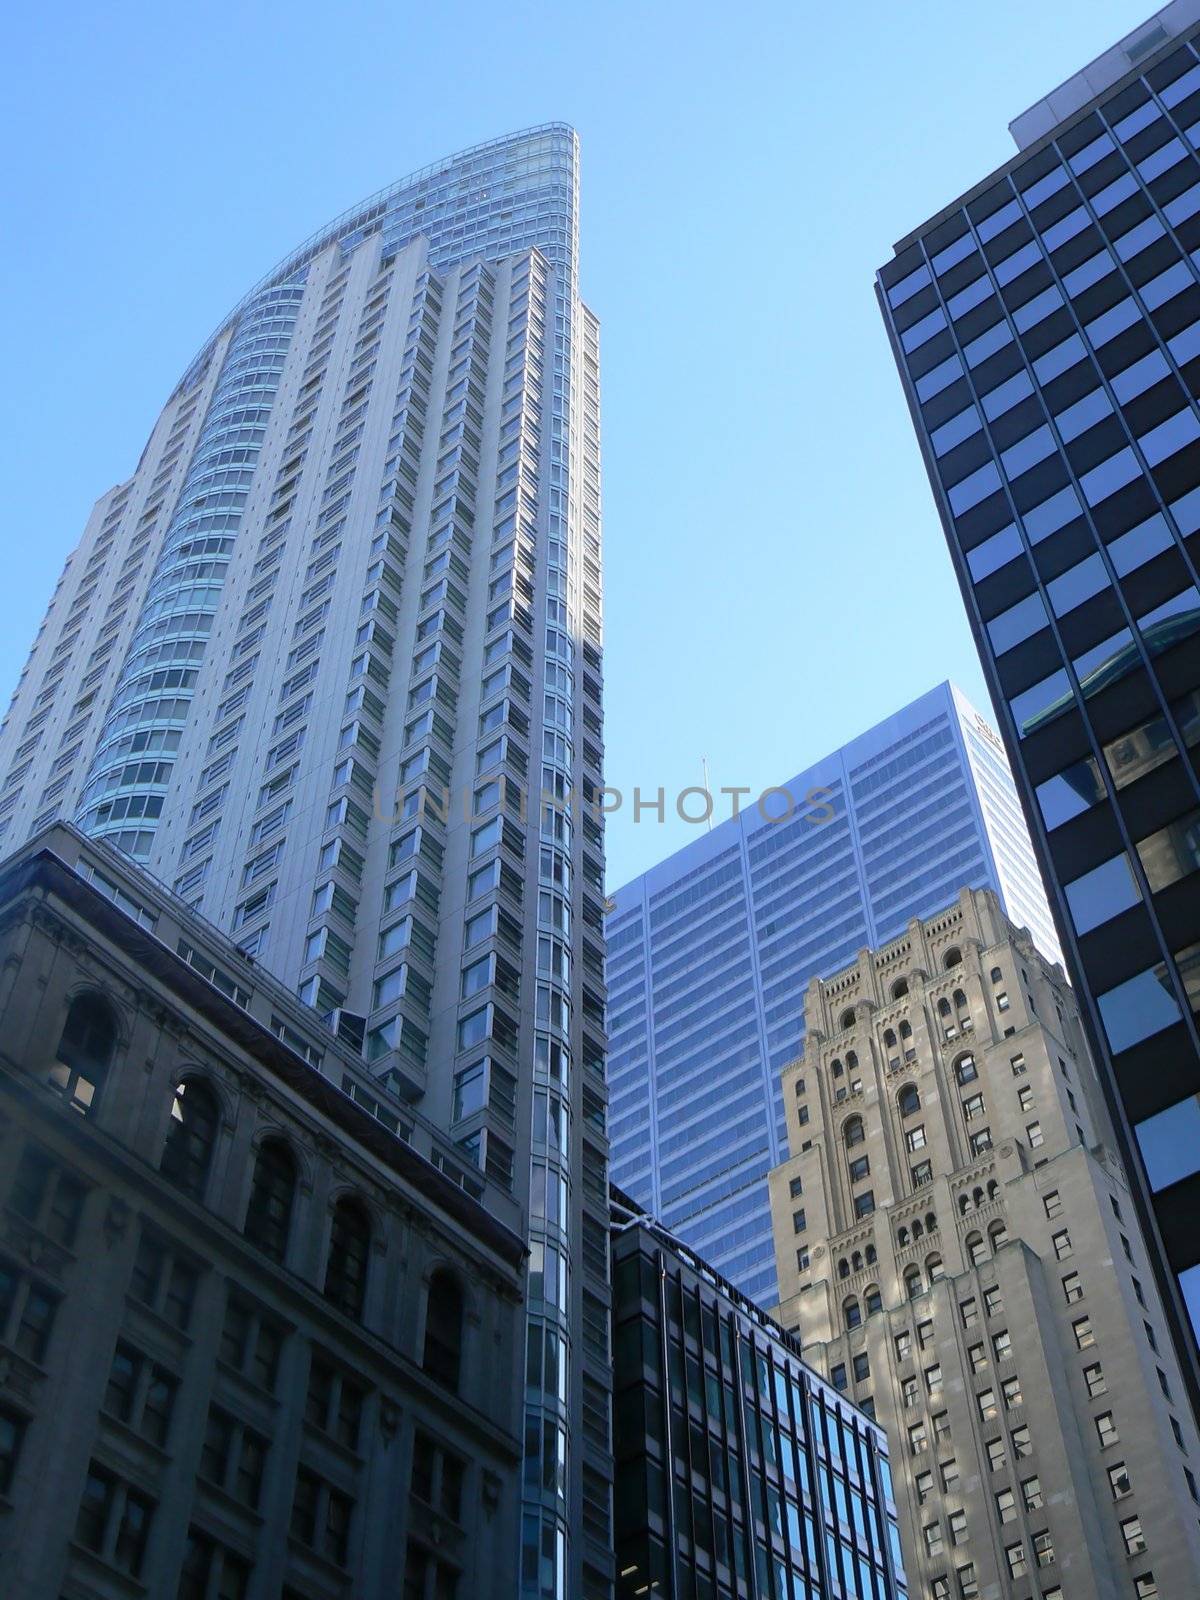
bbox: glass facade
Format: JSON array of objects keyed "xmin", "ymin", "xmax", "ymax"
[
  {"xmin": 607, "ymin": 683, "xmax": 1058, "ymax": 1306},
  {"xmin": 611, "ymin": 1195, "xmax": 906, "ymax": 1600},
  {"xmin": 879, "ymin": 14, "xmax": 1200, "ymax": 1418}
]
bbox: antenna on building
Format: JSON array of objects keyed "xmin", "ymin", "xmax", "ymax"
[{"xmin": 701, "ymin": 756, "xmax": 713, "ymax": 832}]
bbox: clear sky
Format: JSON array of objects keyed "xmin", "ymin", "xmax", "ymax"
[{"xmin": 0, "ymin": 0, "xmax": 1157, "ymax": 888}]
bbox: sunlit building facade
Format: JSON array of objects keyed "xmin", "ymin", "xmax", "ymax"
[{"xmin": 0, "ymin": 127, "xmax": 610, "ymax": 1599}]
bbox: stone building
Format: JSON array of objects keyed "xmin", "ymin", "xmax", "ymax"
[
  {"xmin": 0, "ymin": 823, "xmax": 525, "ymax": 1600},
  {"xmin": 769, "ymin": 887, "xmax": 1200, "ymax": 1600}
]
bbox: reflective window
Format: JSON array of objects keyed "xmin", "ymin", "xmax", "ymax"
[
  {"xmin": 987, "ymin": 592, "xmax": 1049, "ymax": 654},
  {"xmin": 1139, "ymin": 137, "xmax": 1186, "ymax": 181},
  {"xmin": 1166, "ymin": 182, "xmax": 1200, "ymax": 225},
  {"xmin": 1048, "ymin": 552, "xmax": 1108, "ymax": 615},
  {"xmin": 1103, "ymin": 710, "xmax": 1182, "ymax": 789},
  {"xmin": 1069, "ymin": 132, "xmax": 1114, "ymax": 174},
  {"xmin": 1139, "ymin": 409, "xmax": 1200, "ymax": 467},
  {"xmin": 1136, "ymin": 1096, "xmax": 1200, "ymax": 1192},
  {"xmin": 1024, "ymin": 484, "xmax": 1081, "ymax": 543},
  {"xmin": 1112, "ymin": 350, "xmax": 1171, "ymax": 404},
  {"xmin": 1097, "ymin": 964, "xmax": 1183, "ymax": 1053},
  {"xmin": 1001, "ymin": 425, "xmax": 1056, "ymax": 478},
  {"xmin": 1063, "ymin": 251, "xmax": 1115, "ymax": 297},
  {"xmin": 1056, "ymin": 386, "xmax": 1113, "ymax": 442},
  {"xmin": 1080, "ymin": 448, "xmax": 1140, "ymax": 506},
  {"xmin": 1021, "ymin": 165, "xmax": 1069, "ymax": 207},
  {"xmin": 1014, "ymin": 285, "xmax": 1063, "ymax": 332},
  {"xmin": 933, "ymin": 232, "xmax": 976, "ymax": 275},
  {"xmin": 932, "ymin": 407, "xmax": 983, "ymax": 457},
  {"xmin": 995, "ymin": 241, "xmax": 1041, "ymax": 286},
  {"xmin": 1034, "ymin": 332, "xmax": 1087, "ymax": 382},
  {"xmin": 949, "ymin": 461, "xmax": 1002, "ymax": 515},
  {"xmin": 902, "ymin": 307, "xmax": 948, "ymax": 356},
  {"xmin": 1085, "ymin": 298, "xmax": 1141, "ymax": 348},
  {"xmin": 978, "ymin": 199, "xmax": 1021, "ymax": 241},
  {"xmin": 1114, "ymin": 100, "xmax": 1161, "ymax": 141},
  {"xmin": 1064, "ymin": 853, "xmax": 1140, "ymax": 935},
  {"xmin": 1109, "ymin": 512, "xmax": 1173, "ymax": 574},
  {"xmin": 1074, "ymin": 627, "xmax": 1135, "ymax": 692},
  {"xmin": 1136, "ymin": 806, "xmax": 1200, "ymax": 892},
  {"xmin": 982, "ymin": 370, "xmax": 1034, "ymax": 421},
  {"xmin": 1114, "ymin": 215, "xmax": 1165, "ymax": 263},
  {"xmin": 916, "ymin": 353, "xmax": 964, "ymax": 402},
  {"xmin": 965, "ymin": 321, "xmax": 1014, "ymax": 367},
  {"xmin": 1011, "ymin": 669, "xmax": 1071, "ymax": 738},
  {"xmin": 1141, "ymin": 260, "xmax": 1193, "ymax": 311},
  {"xmin": 947, "ymin": 275, "xmax": 993, "ymax": 320},
  {"xmin": 967, "ymin": 524, "xmax": 1023, "ymax": 581},
  {"xmin": 1162, "ymin": 64, "xmax": 1200, "ymax": 106},
  {"xmin": 1092, "ymin": 172, "xmax": 1138, "ymax": 215},
  {"xmin": 1042, "ymin": 206, "xmax": 1089, "ymax": 251},
  {"xmin": 888, "ymin": 263, "xmax": 932, "ymax": 308},
  {"xmin": 1036, "ymin": 757, "xmax": 1105, "ymax": 828},
  {"xmin": 1138, "ymin": 586, "xmax": 1200, "ymax": 653},
  {"xmin": 1167, "ymin": 321, "xmax": 1200, "ymax": 366}
]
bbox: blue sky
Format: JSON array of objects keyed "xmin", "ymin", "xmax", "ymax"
[{"xmin": 0, "ymin": 0, "xmax": 1155, "ymax": 887}]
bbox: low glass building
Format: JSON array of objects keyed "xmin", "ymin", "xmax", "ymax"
[{"xmin": 611, "ymin": 1189, "xmax": 907, "ymax": 1600}]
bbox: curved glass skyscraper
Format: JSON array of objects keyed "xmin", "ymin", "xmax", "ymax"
[{"xmin": 0, "ymin": 126, "xmax": 610, "ymax": 1598}]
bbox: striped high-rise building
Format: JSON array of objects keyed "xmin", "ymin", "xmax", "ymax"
[{"xmin": 0, "ymin": 126, "xmax": 611, "ymax": 1599}]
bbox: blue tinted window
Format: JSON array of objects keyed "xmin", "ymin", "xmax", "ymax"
[
  {"xmin": 947, "ymin": 275, "xmax": 993, "ymax": 319},
  {"xmin": 888, "ymin": 263, "xmax": 932, "ymax": 308},
  {"xmin": 1048, "ymin": 552, "xmax": 1108, "ymax": 615},
  {"xmin": 915, "ymin": 354, "xmax": 963, "ymax": 402},
  {"xmin": 949, "ymin": 461, "xmax": 1002, "ymax": 515},
  {"xmin": 1020, "ymin": 165, "xmax": 1070, "ymax": 208},
  {"xmin": 987, "ymin": 592, "xmax": 1048, "ymax": 653},
  {"xmin": 1112, "ymin": 349, "xmax": 1171, "ymax": 403},
  {"xmin": 1064, "ymin": 853, "xmax": 1140, "ymax": 934},
  {"xmin": 1070, "ymin": 132, "xmax": 1114, "ymax": 174},
  {"xmin": 967, "ymin": 524, "xmax": 1023, "ymax": 581},
  {"xmin": 1086, "ymin": 298, "xmax": 1141, "ymax": 347},
  {"xmin": 1139, "ymin": 408, "xmax": 1200, "ymax": 466},
  {"xmin": 1166, "ymin": 183, "xmax": 1200, "ymax": 225},
  {"xmin": 1074, "ymin": 627, "xmax": 1134, "ymax": 690},
  {"xmin": 1137, "ymin": 1097, "xmax": 1200, "ymax": 1190},
  {"xmin": 1136, "ymin": 806, "xmax": 1200, "ymax": 892},
  {"xmin": 1113, "ymin": 100, "xmax": 1161, "ymax": 141},
  {"xmin": 1109, "ymin": 512, "xmax": 1173, "ymax": 575},
  {"xmin": 1116, "ymin": 216, "xmax": 1166, "ymax": 262},
  {"xmin": 1169, "ymin": 482, "xmax": 1200, "ymax": 534},
  {"xmin": 1011, "ymin": 669, "xmax": 1072, "ymax": 738},
  {"xmin": 965, "ymin": 321, "xmax": 1013, "ymax": 367},
  {"xmin": 1056, "ymin": 386, "xmax": 1113, "ymax": 442},
  {"xmin": 1139, "ymin": 138, "xmax": 1186, "ymax": 181},
  {"xmin": 1080, "ymin": 448, "xmax": 1140, "ymax": 506},
  {"xmin": 1063, "ymin": 252, "xmax": 1115, "ymax": 298},
  {"xmin": 1036, "ymin": 757, "xmax": 1105, "ymax": 828},
  {"xmin": 902, "ymin": 307, "xmax": 948, "ymax": 354},
  {"xmin": 1042, "ymin": 206, "xmax": 1090, "ymax": 251},
  {"xmin": 1142, "ymin": 260, "xmax": 1193, "ymax": 311},
  {"xmin": 1168, "ymin": 320, "xmax": 1200, "ymax": 365},
  {"xmin": 1034, "ymin": 333, "xmax": 1087, "ymax": 382},
  {"xmin": 1162, "ymin": 64, "xmax": 1200, "ymax": 106},
  {"xmin": 983, "ymin": 370, "xmax": 1034, "ymax": 420},
  {"xmin": 1014, "ymin": 285, "xmax": 1064, "ymax": 332},
  {"xmin": 1092, "ymin": 172, "xmax": 1138, "ymax": 215},
  {"xmin": 1181, "ymin": 1264, "xmax": 1200, "ymax": 1345},
  {"xmin": 932, "ymin": 406, "xmax": 983, "ymax": 457},
  {"xmin": 932, "ymin": 232, "xmax": 975, "ymax": 275},
  {"xmin": 996, "ymin": 241, "xmax": 1042, "ymax": 286},
  {"xmin": 1138, "ymin": 585, "xmax": 1200, "ymax": 652},
  {"xmin": 1001, "ymin": 425, "xmax": 1056, "ymax": 478},
  {"xmin": 1024, "ymin": 484, "xmax": 1082, "ymax": 542},
  {"xmin": 978, "ymin": 199, "xmax": 1021, "ymax": 241},
  {"xmin": 1098, "ymin": 965, "xmax": 1183, "ymax": 1052}
]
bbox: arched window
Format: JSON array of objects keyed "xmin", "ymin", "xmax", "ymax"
[
  {"xmin": 972, "ymin": 1186, "xmax": 984, "ymax": 1209},
  {"xmin": 904, "ymin": 1266, "xmax": 922, "ymax": 1301},
  {"xmin": 954, "ymin": 1053, "xmax": 978, "ymax": 1085},
  {"xmin": 912, "ymin": 1218, "xmax": 924, "ymax": 1240},
  {"xmin": 865, "ymin": 1284, "xmax": 883, "ymax": 1316},
  {"xmin": 925, "ymin": 1212, "xmax": 937, "ymax": 1234},
  {"xmin": 843, "ymin": 1116, "xmax": 865, "ymax": 1149},
  {"xmin": 424, "ymin": 1271, "xmax": 464, "ymax": 1390},
  {"xmin": 244, "ymin": 1139, "xmax": 296, "ymax": 1263},
  {"xmin": 926, "ymin": 1254, "xmax": 944, "ymax": 1283},
  {"xmin": 943, "ymin": 948, "xmax": 962, "ymax": 969},
  {"xmin": 325, "ymin": 1198, "xmax": 371, "ymax": 1319},
  {"xmin": 987, "ymin": 1180, "xmax": 1000, "ymax": 1201},
  {"xmin": 892, "ymin": 977, "xmax": 909, "ymax": 999},
  {"xmin": 989, "ymin": 967, "xmax": 1003, "ymax": 983},
  {"xmin": 959, "ymin": 1193, "xmax": 970, "ymax": 1215},
  {"xmin": 843, "ymin": 1296, "xmax": 861, "ymax": 1330},
  {"xmin": 49, "ymin": 993, "xmax": 117, "ymax": 1115},
  {"xmin": 840, "ymin": 1008, "xmax": 856, "ymax": 1031},
  {"xmin": 897, "ymin": 1226, "xmax": 909, "ymax": 1247},
  {"xmin": 883, "ymin": 1028, "xmax": 897, "ymax": 1050},
  {"xmin": 954, "ymin": 989, "xmax": 972, "ymax": 1031},
  {"xmin": 830, "ymin": 1057, "xmax": 844, "ymax": 1079},
  {"xmin": 838, "ymin": 1257, "xmax": 850, "ymax": 1279},
  {"xmin": 898, "ymin": 1083, "xmax": 920, "ymax": 1117},
  {"xmin": 846, "ymin": 1050, "xmax": 858, "ymax": 1071},
  {"xmin": 865, "ymin": 1244, "xmax": 877, "ymax": 1266},
  {"xmin": 966, "ymin": 1232, "xmax": 987, "ymax": 1267},
  {"xmin": 160, "ymin": 1077, "xmax": 220, "ymax": 1199},
  {"xmin": 988, "ymin": 1221, "xmax": 1008, "ymax": 1252},
  {"xmin": 937, "ymin": 998, "xmax": 952, "ymax": 1017},
  {"xmin": 898, "ymin": 1019, "xmax": 912, "ymax": 1039},
  {"xmin": 851, "ymin": 1251, "xmax": 863, "ymax": 1273}
]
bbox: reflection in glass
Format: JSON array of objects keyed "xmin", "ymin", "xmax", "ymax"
[
  {"xmin": 1074, "ymin": 628, "xmax": 1135, "ymax": 697},
  {"xmin": 1064, "ymin": 854, "xmax": 1139, "ymax": 935},
  {"xmin": 1137, "ymin": 586, "xmax": 1200, "ymax": 658},
  {"xmin": 1136, "ymin": 807, "xmax": 1200, "ymax": 892},
  {"xmin": 1097, "ymin": 964, "xmax": 1183, "ymax": 1053},
  {"xmin": 1135, "ymin": 1096, "xmax": 1200, "ymax": 1192},
  {"xmin": 1036, "ymin": 757, "xmax": 1105, "ymax": 828},
  {"xmin": 1013, "ymin": 670, "xmax": 1071, "ymax": 738}
]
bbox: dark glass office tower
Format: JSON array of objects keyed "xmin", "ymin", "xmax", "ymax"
[
  {"xmin": 878, "ymin": 3, "xmax": 1200, "ymax": 1422},
  {"xmin": 610, "ymin": 1188, "xmax": 907, "ymax": 1600}
]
